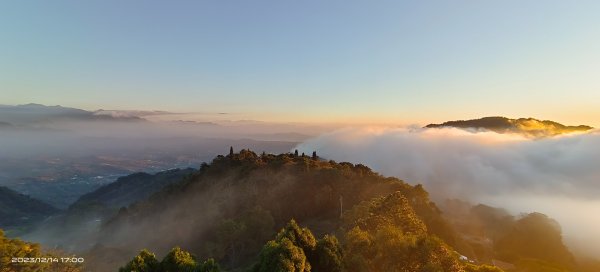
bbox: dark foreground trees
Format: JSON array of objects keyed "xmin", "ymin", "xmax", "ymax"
[
  {"xmin": 119, "ymin": 247, "xmax": 220, "ymax": 272},
  {"xmin": 120, "ymin": 191, "xmax": 506, "ymax": 272},
  {"xmin": 251, "ymin": 219, "xmax": 343, "ymax": 272}
]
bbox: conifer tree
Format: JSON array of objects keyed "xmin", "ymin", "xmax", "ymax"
[{"xmin": 119, "ymin": 249, "xmax": 159, "ymax": 272}]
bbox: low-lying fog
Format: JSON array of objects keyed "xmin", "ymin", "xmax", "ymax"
[
  {"xmin": 296, "ymin": 127, "xmax": 600, "ymax": 258},
  {"xmin": 0, "ymin": 105, "xmax": 333, "ymax": 207},
  {"xmin": 3, "ymin": 105, "xmax": 599, "ymax": 259},
  {"xmin": 0, "ymin": 115, "xmax": 330, "ymax": 158}
]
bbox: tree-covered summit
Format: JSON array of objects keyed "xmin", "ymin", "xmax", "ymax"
[
  {"xmin": 93, "ymin": 148, "xmax": 459, "ymax": 271},
  {"xmin": 425, "ymin": 116, "xmax": 593, "ymax": 137},
  {"xmin": 86, "ymin": 149, "xmax": 587, "ymax": 271}
]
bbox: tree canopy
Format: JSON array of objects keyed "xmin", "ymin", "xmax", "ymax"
[
  {"xmin": 119, "ymin": 247, "xmax": 220, "ymax": 272},
  {"xmin": 0, "ymin": 229, "xmax": 81, "ymax": 272}
]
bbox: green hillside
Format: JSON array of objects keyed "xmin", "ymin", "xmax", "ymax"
[
  {"xmin": 0, "ymin": 186, "xmax": 58, "ymax": 233},
  {"xmin": 22, "ymin": 168, "xmax": 195, "ymax": 251},
  {"xmin": 4, "ymin": 149, "xmax": 596, "ymax": 271},
  {"xmin": 84, "ymin": 149, "xmax": 483, "ymax": 271},
  {"xmin": 69, "ymin": 168, "xmax": 195, "ymax": 213}
]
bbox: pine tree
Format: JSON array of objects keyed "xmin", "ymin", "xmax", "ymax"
[
  {"xmin": 161, "ymin": 247, "xmax": 197, "ymax": 272},
  {"xmin": 119, "ymin": 249, "xmax": 159, "ymax": 272}
]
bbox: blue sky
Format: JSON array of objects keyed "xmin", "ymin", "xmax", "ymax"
[{"xmin": 1, "ymin": 1, "xmax": 599, "ymax": 125}]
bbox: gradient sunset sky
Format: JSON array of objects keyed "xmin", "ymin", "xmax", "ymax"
[{"xmin": 1, "ymin": 1, "xmax": 599, "ymax": 126}]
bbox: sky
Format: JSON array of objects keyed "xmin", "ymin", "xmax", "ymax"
[{"xmin": 1, "ymin": 1, "xmax": 599, "ymax": 126}]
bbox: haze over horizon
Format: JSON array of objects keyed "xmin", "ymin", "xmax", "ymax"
[
  {"xmin": 2, "ymin": 2, "xmax": 600, "ymax": 270},
  {"xmin": 1, "ymin": 1, "xmax": 599, "ymax": 126},
  {"xmin": 1, "ymin": 102, "xmax": 598, "ymax": 130}
]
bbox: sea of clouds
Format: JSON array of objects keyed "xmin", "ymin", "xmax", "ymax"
[{"xmin": 296, "ymin": 127, "xmax": 600, "ymax": 257}]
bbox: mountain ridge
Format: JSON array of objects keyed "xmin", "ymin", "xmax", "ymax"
[
  {"xmin": 22, "ymin": 168, "xmax": 196, "ymax": 251},
  {"xmin": 0, "ymin": 103, "xmax": 145, "ymax": 126},
  {"xmin": 7, "ymin": 150, "xmax": 593, "ymax": 271},
  {"xmin": 425, "ymin": 116, "xmax": 593, "ymax": 137},
  {"xmin": 84, "ymin": 149, "xmax": 468, "ymax": 271},
  {"xmin": 0, "ymin": 186, "xmax": 59, "ymax": 232},
  {"xmin": 70, "ymin": 168, "xmax": 195, "ymax": 211}
]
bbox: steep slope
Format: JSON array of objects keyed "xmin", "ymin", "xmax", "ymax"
[
  {"xmin": 442, "ymin": 200, "xmax": 581, "ymax": 271},
  {"xmin": 86, "ymin": 149, "xmax": 465, "ymax": 271},
  {"xmin": 9, "ymin": 149, "xmax": 585, "ymax": 271},
  {"xmin": 69, "ymin": 168, "xmax": 196, "ymax": 212},
  {"xmin": 425, "ymin": 116, "xmax": 592, "ymax": 137},
  {"xmin": 23, "ymin": 168, "xmax": 195, "ymax": 250},
  {"xmin": 0, "ymin": 186, "xmax": 59, "ymax": 230}
]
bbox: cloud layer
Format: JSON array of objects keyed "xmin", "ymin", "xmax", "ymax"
[{"xmin": 296, "ymin": 127, "xmax": 600, "ymax": 256}]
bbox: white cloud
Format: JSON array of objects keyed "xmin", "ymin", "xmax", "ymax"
[{"xmin": 296, "ymin": 127, "xmax": 600, "ymax": 257}]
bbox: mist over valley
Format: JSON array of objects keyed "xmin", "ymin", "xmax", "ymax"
[
  {"xmin": 2, "ymin": 106, "xmax": 598, "ymax": 271},
  {"xmin": 2, "ymin": 2, "xmax": 599, "ymax": 270}
]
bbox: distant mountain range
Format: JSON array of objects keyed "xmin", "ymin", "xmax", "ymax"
[
  {"xmin": 425, "ymin": 116, "xmax": 593, "ymax": 137},
  {"xmin": 0, "ymin": 186, "xmax": 58, "ymax": 230},
  {"xmin": 0, "ymin": 103, "xmax": 144, "ymax": 127}
]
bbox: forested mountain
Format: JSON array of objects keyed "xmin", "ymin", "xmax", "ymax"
[
  {"xmin": 440, "ymin": 200, "xmax": 600, "ymax": 272},
  {"xmin": 425, "ymin": 117, "xmax": 592, "ymax": 137},
  {"xmin": 5, "ymin": 150, "xmax": 597, "ymax": 271},
  {"xmin": 106, "ymin": 150, "xmax": 600, "ymax": 272},
  {"xmin": 69, "ymin": 168, "xmax": 195, "ymax": 212},
  {"xmin": 22, "ymin": 168, "xmax": 195, "ymax": 251},
  {"xmin": 79, "ymin": 149, "xmax": 484, "ymax": 271},
  {"xmin": 0, "ymin": 186, "xmax": 58, "ymax": 232}
]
